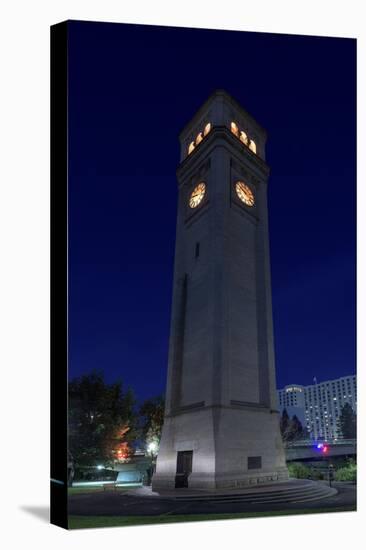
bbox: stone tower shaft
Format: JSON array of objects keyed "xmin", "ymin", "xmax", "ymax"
[{"xmin": 153, "ymin": 90, "xmax": 288, "ymax": 490}]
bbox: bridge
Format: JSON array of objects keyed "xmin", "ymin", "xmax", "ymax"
[{"xmin": 285, "ymin": 439, "xmax": 356, "ymax": 462}]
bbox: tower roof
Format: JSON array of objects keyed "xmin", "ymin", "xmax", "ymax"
[{"xmin": 179, "ymin": 89, "xmax": 267, "ymax": 140}]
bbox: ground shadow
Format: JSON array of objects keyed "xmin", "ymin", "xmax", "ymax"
[{"xmin": 20, "ymin": 505, "xmax": 49, "ymax": 523}]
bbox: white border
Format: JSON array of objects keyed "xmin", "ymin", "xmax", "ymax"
[{"xmin": 0, "ymin": 1, "xmax": 363, "ymax": 548}]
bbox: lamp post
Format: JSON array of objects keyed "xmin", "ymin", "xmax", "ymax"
[
  {"xmin": 328, "ymin": 463, "xmax": 335, "ymax": 487},
  {"xmin": 146, "ymin": 441, "xmax": 158, "ymax": 486}
]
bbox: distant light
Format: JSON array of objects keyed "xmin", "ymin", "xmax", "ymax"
[
  {"xmin": 317, "ymin": 443, "xmax": 323, "ymax": 449},
  {"xmin": 148, "ymin": 441, "xmax": 158, "ymax": 454},
  {"xmin": 97, "ymin": 465, "xmax": 104, "ymax": 470}
]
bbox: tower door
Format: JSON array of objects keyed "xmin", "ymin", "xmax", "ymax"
[{"xmin": 175, "ymin": 450, "xmax": 193, "ymax": 488}]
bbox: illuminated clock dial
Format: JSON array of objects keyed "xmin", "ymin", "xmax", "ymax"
[
  {"xmin": 189, "ymin": 182, "xmax": 206, "ymax": 209},
  {"xmin": 235, "ymin": 181, "xmax": 255, "ymax": 207}
]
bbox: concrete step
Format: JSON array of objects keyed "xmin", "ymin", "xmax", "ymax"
[
  {"xmin": 128, "ymin": 480, "xmax": 337, "ymax": 505},
  {"xmin": 172, "ymin": 483, "xmax": 337, "ymax": 504},
  {"xmin": 240, "ymin": 488, "xmax": 338, "ymax": 505},
  {"xmin": 171, "ymin": 480, "xmax": 323, "ymax": 500}
]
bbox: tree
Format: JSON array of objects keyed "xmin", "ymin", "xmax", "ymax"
[
  {"xmin": 280, "ymin": 409, "xmax": 306, "ymax": 442},
  {"xmin": 337, "ymin": 403, "xmax": 356, "ymax": 439},
  {"xmin": 69, "ymin": 371, "xmax": 137, "ymax": 468},
  {"xmin": 280, "ymin": 408, "xmax": 290, "ymax": 440},
  {"xmin": 291, "ymin": 415, "xmax": 306, "ymax": 441},
  {"xmin": 139, "ymin": 395, "xmax": 165, "ymax": 455}
]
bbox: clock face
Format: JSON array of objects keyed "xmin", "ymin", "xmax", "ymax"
[
  {"xmin": 235, "ymin": 181, "xmax": 255, "ymax": 207},
  {"xmin": 189, "ymin": 182, "xmax": 206, "ymax": 209}
]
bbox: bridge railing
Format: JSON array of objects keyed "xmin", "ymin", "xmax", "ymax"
[{"xmin": 285, "ymin": 438, "xmax": 356, "ymax": 448}]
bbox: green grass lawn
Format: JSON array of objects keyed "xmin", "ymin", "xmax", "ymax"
[{"xmin": 68, "ymin": 506, "xmax": 356, "ymax": 529}]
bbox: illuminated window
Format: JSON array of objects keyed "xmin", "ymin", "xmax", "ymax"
[
  {"xmin": 195, "ymin": 132, "xmax": 203, "ymax": 146},
  {"xmin": 203, "ymin": 122, "xmax": 211, "ymax": 136},
  {"xmin": 249, "ymin": 140, "xmax": 257, "ymax": 154},
  {"xmin": 240, "ymin": 131, "xmax": 249, "ymax": 146},
  {"xmin": 188, "ymin": 141, "xmax": 195, "ymax": 155},
  {"xmin": 231, "ymin": 121, "xmax": 239, "ymax": 137},
  {"xmin": 187, "ymin": 123, "xmax": 212, "ymax": 157},
  {"xmin": 230, "ymin": 122, "xmax": 257, "ymax": 156}
]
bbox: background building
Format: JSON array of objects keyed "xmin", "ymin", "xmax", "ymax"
[{"xmin": 277, "ymin": 375, "xmax": 357, "ymax": 441}]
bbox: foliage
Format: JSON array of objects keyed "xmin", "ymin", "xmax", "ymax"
[
  {"xmin": 280, "ymin": 409, "xmax": 307, "ymax": 442},
  {"xmin": 288, "ymin": 458, "xmax": 357, "ymax": 482},
  {"xmin": 280, "ymin": 408, "xmax": 290, "ymax": 437},
  {"xmin": 287, "ymin": 462, "xmax": 311, "ymax": 479},
  {"xmin": 139, "ymin": 395, "xmax": 165, "ymax": 455},
  {"xmin": 335, "ymin": 459, "xmax": 357, "ymax": 482},
  {"xmin": 337, "ymin": 403, "xmax": 356, "ymax": 439},
  {"xmin": 69, "ymin": 371, "xmax": 137, "ymax": 468},
  {"xmin": 288, "ymin": 463, "xmax": 328, "ymax": 480},
  {"xmin": 310, "ymin": 467, "xmax": 325, "ymax": 481}
]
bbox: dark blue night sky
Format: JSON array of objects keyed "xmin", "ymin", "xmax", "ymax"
[{"xmin": 68, "ymin": 21, "xmax": 356, "ymax": 403}]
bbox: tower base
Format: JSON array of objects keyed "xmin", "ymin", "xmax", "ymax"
[{"xmin": 152, "ymin": 406, "xmax": 288, "ymax": 492}]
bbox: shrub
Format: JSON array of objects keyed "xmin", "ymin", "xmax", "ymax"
[
  {"xmin": 287, "ymin": 463, "xmax": 311, "ymax": 479},
  {"xmin": 335, "ymin": 463, "xmax": 357, "ymax": 482},
  {"xmin": 310, "ymin": 467, "xmax": 325, "ymax": 480}
]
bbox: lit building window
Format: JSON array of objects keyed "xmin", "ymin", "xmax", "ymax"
[
  {"xmin": 188, "ymin": 141, "xmax": 195, "ymax": 155},
  {"xmin": 230, "ymin": 121, "xmax": 257, "ymax": 155},
  {"xmin": 187, "ymin": 122, "xmax": 212, "ymax": 156},
  {"xmin": 203, "ymin": 122, "xmax": 211, "ymax": 136},
  {"xmin": 249, "ymin": 140, "xmax": 257, "ymax": 154},
  {"xmin": 240, "ymin": 130, "xmax": 249, "ymax": 145},
  {"xmin": 195, "ymin": 132, "xmax": 203, "ymax": 146},
  {"xmin": 231, "ymin": 121, "xmax": 239, "ymax": 137}
]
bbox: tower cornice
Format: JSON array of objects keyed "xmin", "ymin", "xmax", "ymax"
[{"xmin": 176, "ymin": 126, "xmax": 270, "ymax": 184}]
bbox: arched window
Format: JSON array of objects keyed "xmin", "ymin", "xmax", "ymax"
[
  {"xmin": 231, "ymin": 121, "xmax": 239, "ymax": 137},
  {"xmin": 195, "ymin": 132, "xmax": 203, "ymax": 146},
  {"xmin": 203, "ymin": 122, "xmax": 211, "ymax": 136},
  {"xmin": 249, "ymin": 140, "xmax": 257, "ymax": 154},
  {"xmin": 187, "ymin": 123, "xmax": 213, "ymax": 156},
  {"xmin": 240, "ymin": 130, "xmax": 249, "ymax": 146}
]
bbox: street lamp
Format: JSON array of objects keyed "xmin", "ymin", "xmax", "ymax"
[
  {"xmin": 145, "ymin": 441, "xmax": 159, "ymax": 486},
  {"xmin": 147, "ymin": 441, "xmax": 158, "ymax": 455}
]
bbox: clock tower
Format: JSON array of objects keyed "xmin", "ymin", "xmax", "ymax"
[{"xmin": 152, "ymin": 90, "xmax": 288, "ymax": 490}]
